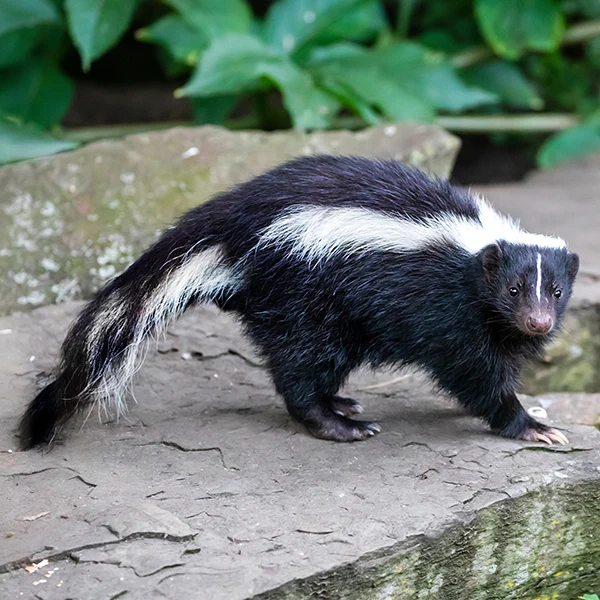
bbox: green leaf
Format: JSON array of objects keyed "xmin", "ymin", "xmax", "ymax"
[
  {"xmin": 373, "ymin": 43, "xmax": 497, "ymax": 112},
  {"xmin": 420, "ymin": 0, "xmax": 473, "ymax": 28},
  {"xmin": 314, "ymin": 0, "xmax": 386, "ymax": 45},
  {"xmin": 318, "ymin": 78, "xmax": 381, "ymax": 125},
  {"xmin": 191, "ymin": 95, "xmax": 238, "ymax": 125},
  {"xmin": 308, "ymin": 42, "xmax": 366, "ymax": 64},
  {"xmin": 418, "ymin": 30, "xmax": 464, "ymax": 54},
  {"xmin": 137, "ymin": 14, "xmax": 208, "ymax": 66},
  {"xmin": 0, "ymin": 59, "xmax": 74, "ymax": 127},
  {"xmin": 262, "ymin": 0, "xmax": 372, "ymax": 55},
  {"xmin": 0, "ymin": 0, "xmax": 62, "ymax": 67},
  {"xmin": 0, "ymin": 0, "xmax": 60, "ymax": 37},
  {"xmin": 580, "ymin": 595, "xmax": 600, "ymax": 600},
  {"xmin": 179, "ymin": 35, "xmax": 283, "ymax": 95},
  {"xmin": 178, "ymin": 34, "xmax": 339, "ymax": 129},
  {"xmin": 155, "ymin": 47, "xmax": 191, "ymax": 78},
  {"xmin": 0, "ymin": 28, "xmax": 41, "ymax": 68},
  {"xmin": 525, "ymin": 53, "xmax": 595, "ymax": 113},
  {"xmin": 308, "ymin": 43, "xmax": 435, "ymax": 121},
  {"xmin": 0, "ymin": 115, "xmax": 77, "ymax": 165},
  {"xmin": 65, "ymin": 0, "xmax": 139, "ymax": 70},
  {"xmin": 165, "ymin": 0, "xmax": 251, "ymax": 39},
  {"xmin": 475, "ymin": 0, "xmax": 564, "ymax": 59},
  {"xmin": 419, "ymin": 1, "xmax": 482, "ymax": 49},
  {"xmin": 463, "ymin": 60, "xmax": 543, "ymax": 110},
  {"xmin": 537, "ymin": 123, "xmax": 600, "ymax": 169},
  {"xmin": 309, "ymin": 42, "xmax": 495, "ymax": 120}
]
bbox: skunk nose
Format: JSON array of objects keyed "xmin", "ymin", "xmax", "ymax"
[{"xmin": 526, "ymin": 314, "xmax": 553, "ymax": 334}]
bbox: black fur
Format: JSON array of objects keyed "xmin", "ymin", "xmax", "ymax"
[{"xmin": 18, "ymin": 156, "xmax": 579, "ymax": 448}]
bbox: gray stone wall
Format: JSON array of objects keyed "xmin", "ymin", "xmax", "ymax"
[{"xmin": 0, "ymin": 124, "xmax": 459, "ymax": 315}]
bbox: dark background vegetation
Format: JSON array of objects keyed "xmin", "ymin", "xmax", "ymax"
[{"xmin": 1, "ymin": 0, "xmax": 599, "ymax": 181}]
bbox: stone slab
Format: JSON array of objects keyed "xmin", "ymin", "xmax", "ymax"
[
  {"xmin": 1, "ymin": 303, "xmax": 599, "ymax": 599},
  {"xmin": 0, "ymin": 124, "xmax": 459, "ymax": 315},
  {"xmin": 2, "ymin": 142, "xmax": 600, "ymax": 599}
]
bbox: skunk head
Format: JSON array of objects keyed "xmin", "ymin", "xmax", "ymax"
[{"xmin": 480, "ymin": 242, "xmax": 579, "ymax": 336}]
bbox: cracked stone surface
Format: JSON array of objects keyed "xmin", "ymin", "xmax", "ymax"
[
  {"xmin": 2, "ymin": 155, "xmax": 600, "ymax": 599},
  {"xmin": 1, "ymin": 302, "xmax": 599, "ymax": 599}
]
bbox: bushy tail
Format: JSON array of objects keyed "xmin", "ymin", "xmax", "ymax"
[{"xmin": 19, "ymin": 218, "xmax": 239, "ymax": 449}]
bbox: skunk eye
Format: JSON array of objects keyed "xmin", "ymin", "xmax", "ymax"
[
  {"xmin": 509, "ymin": 287, "xmax": 519, "ymax": 297},
  {"xmin": 554, "ymin": 289, "xmax": 562, "ymax": 299}
]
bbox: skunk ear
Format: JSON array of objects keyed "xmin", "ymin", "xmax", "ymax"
[
  {"xmin": 481, "ymin": 243, "xmax": 502, "ymax": 283},
  {"xmin": 567, "ymin": 252, "xmax": 579, "ymax": 283}
]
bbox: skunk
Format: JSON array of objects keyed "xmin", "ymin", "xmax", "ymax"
[{"xmin": 19, "ymin": 156, "xmax": 579, "ymax": 449}]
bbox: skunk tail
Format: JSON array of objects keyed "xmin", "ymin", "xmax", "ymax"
[{"xmin": 19, "ymin": 213, "xmax": 240, "ymax": 448}]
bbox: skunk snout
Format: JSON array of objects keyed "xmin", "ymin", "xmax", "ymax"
[{"xmin": 526, "ymin": 314, "xmax": 554, "ymax": 334}]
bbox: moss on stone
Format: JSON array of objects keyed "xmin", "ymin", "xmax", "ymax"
[{"xmin": 254, "ymin": 481, "xmax": 600, "ymax": 600}]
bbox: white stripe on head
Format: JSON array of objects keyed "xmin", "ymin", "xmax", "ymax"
[
  {"xmin": 473, "ymin": 197, "xmax": 566, "ymax": 251},
  {"xmin": 536, "ymin": 252, "xmax": 542, "ymax": 302},
  {"xmin": 257, "ymin": 198, "xmax": 566, "ymax": 264}
]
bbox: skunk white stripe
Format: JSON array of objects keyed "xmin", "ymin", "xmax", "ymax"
[
  {"xmin": 536, "ymin": 252, "xmax": 542, "ymax": 302},
  {"xmin": 473, "ymin": 197, "xmax": 566, "ymax": 252},
  {"xmin": 88, "ymin": 245, "xmax": 240, "ymax": 416},
  {"xmin": 258, "ymin": 199, "xmax": 566, "ymax": 263},
  {"xmin": 148, "ymin": 245, "xmax": 239, "ymax": 321}
]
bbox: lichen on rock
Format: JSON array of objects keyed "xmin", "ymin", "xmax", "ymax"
[{"xmin": 0, "ymin": 124, "xmax": 460, "ymax": 315}]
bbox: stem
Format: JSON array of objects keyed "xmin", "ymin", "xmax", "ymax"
[
  {"xmin": 436, "ymin": 114, "xmax": 581, "ymax": 133},
  {"xmin": 451, "ymin": 19, "xmax": 600, "ymax": 68},
  {"xmin": 451, "ymin": 47, "xmax": 493, "ymax": 69},
  {"xmin": 397, "ymin": 0, "xmax": 418, "ymax": 38},
  {"xmin": 563, "ymin": 19, "xmax": 600, "ymax": 45},
  {"xmin": 333, "ymin": 114, "xmax": 581, "ymax": 133},
  {"xmin": 60, "ymin": 113, "xmax": 582, "ymax": 146}
]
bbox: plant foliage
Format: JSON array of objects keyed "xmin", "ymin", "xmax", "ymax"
[
  {"xmin": 0, "ymin": 0, "xmax": 599, "ymax": 167},
  {"xmin": 0, "ymin": 114, "xmax": 77, "ymax": 164},
  {"xmin": 475, "ymin": 0, "xmax": 564, "ymax": 59}
]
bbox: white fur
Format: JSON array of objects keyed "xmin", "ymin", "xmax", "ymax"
[
  {"xmin": 536, "ymin": 252, "xmax": 542, "ymax": 302},
  {"xmin": 147, "ymin": 246, "xmax": 238, "ymax": 322},
  {"xmin": 257, "ymin": 197, "xmax": 566, "ymax": 263},
  {"xmin": 87, "ymin": 245, "xmax": 240, "ymax": 416},
  {"xmin": 473, "ymin": 196, "xmax": 566, "ymax": 252}
]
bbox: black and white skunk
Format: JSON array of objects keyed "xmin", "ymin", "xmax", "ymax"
[{"xmin": 19, "ymin": 156, "xmax": 579, "ymax": 449}]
